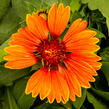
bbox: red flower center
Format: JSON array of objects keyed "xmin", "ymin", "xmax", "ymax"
[{"xmin": 35, "ymin": 39, "xmax": 66, "ymax": 68}]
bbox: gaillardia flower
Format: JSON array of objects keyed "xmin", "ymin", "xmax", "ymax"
[{"xmin": 4, "ymin": 3, "xmax": 101, "ymax": 103}]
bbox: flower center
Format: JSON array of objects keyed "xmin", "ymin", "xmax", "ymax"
[{"xmin": 35, "ymin": 39, "xmax": 66, "ymax": 69}]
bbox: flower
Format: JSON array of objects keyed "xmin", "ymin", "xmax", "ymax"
[{"xmin": 4, "ymin": 3, "xmax": 102, "ymax": 104}]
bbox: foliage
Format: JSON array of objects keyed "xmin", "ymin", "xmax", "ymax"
[
  {"xmin": 81, "ymin": 0, "xmax": 109, "ymax": 33},
  {"xmin": 0, "ymin": 0, "xmax": 109, "ymax": 109}
]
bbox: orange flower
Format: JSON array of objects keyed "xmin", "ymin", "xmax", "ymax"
[{"xmin": 4, "ymin": 3, "xmax": 102, "ymax": 103}]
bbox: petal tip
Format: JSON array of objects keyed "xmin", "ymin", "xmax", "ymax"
[
  {"xmin": 32, "ymin": 93, "xmax": 37, "ymax": 98},
  {"xmin": 40, "ymin": 94, "xmax": 47, "ymax": 100},
  {"xmin": 3, "ymin": 56, "xmax": 7, "ymax": 60},
  {"xmin": 65, "ymin": 6, "xmax": 70, "ymax": 11},
  {"xmin": 48, "ymin": 98, "xmax": 54, "ymax": 104},
  {"xmin": 4, "ymin": 63, "xmax": 11, "ymax": 69},
  {"xmin": 4, "ymin": 47, "xmax": 9, "ymax": 53},
  {"xmin": 50, "ymin": 2, "xmax": 57, "ymax": 11},
  {"xmin": 26, "ymin": 14, "xmax": 31, "ymax": 25},
  {"xmin": 25, "ymin": 87, "xmax": 30, "ymax": 95}
]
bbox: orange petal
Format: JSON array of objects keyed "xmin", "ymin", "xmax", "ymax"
[
  {"xmin": 63, "ymin": 29, "xmax": 96, "ymax": 44},
  {"xmin": 40, "ymin": 69, "xmax": 51, "ymax": 100},
  {"xmin": 69, "ymin": 54, "xmax": 98, "ymax": 76},
  {"xmin": 62, "ymin": 62, "xmax": 91, "ymax": 88},
  {"xmin": 5, "ymin": 59, "xmax": 36, "ymax": 69},
  {"xmin": 58, "ymin": 65, "xmax": 76, "ymax": 101},
  {"xmin": 48, "ymin": 3, "xmax": 57, "ymax": 38},
  {"xmin": 63, "ymin": 29, "xmax": 98, "ymax": 52},
  {"xmin": 4, "ymin": 45, "xmax": 37, "ymax": 69},
  {"xmin": 69, "ymin": 52, "xmax": 102, "ymax": 70},
  {"xmin": 63, "ymin": 53, "xmax": 99, "ymax": 89},
  {"xmin": 48, "ymin": 69, "xmax": 69, "ymax": 104},
  {"xmin": 4, "ymin": 53, "xmax": 35, "ymax": 61},
  {"xmin": 48, "ymin": 69, "xmax": 61, "ymax": 103},
  {"xmin": 84, "ymin": 61, "xmax": 102, "ymax": 70},
  {"xmin": 64, "ymin": 56, "xmax": 97, "ymax": 79},
  {"xmin": 47, "ymin": 84, "xmax": 55, "ymax": 104},
  {"xmin": 25, "ymin": 68, "xmax": 51, "ymax": 100},
  {"xmin": 10, "ymin": 40, "xmax": 37, "ymax": 52},
  {"xmin": 58, "ymin": 65, "xmax": 81, "ymax": 98},
  {"xmin": 66, "ymin": 44, "xmax": 100, "ymax": 52},
  {"xmin": 70, "ymin": 52, "xmax": 101, "ymax": 61},
  {"xmin": 26, "ymin": 13, "xmax": 49, "ymax": 40},
  {"xmin": 63, "ymin": 18, "xmax": 87, "ymax": 42},
  {"xmin": 25, "ymin": 69, "xmax": 43, "ymax": 95},
  {"xmin": 48, "ymin": 3, "xmax": 70, "ymax": 38},
  {"xmin": 9, "ymin": 27, "xmax": 41, "ymax": 52},
  {"xmin": 4, "ymin": 45, "xmax": 31, "ymax": 54},
  {"xmin": 56, "ymin": 70, "xmax": 69, "ymax": 103},
  {"xmin": 66, "ymin": 38, "xmax": 99, "ymax": 48}
]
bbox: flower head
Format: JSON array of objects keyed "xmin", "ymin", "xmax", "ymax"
[{"xmin": 4, "ymin": 3, "xmax": 102, "ymax": 103}]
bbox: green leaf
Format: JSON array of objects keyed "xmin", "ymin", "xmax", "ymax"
[
  {"xmin": 87, "ymin": 92, "xmax": 108, "ymax": 109},
  {"xmin": 0, "ymin": 49, "xmax": 7, "ymax": 62},
  {"xmin": 70, "ymin": 11, "xmax": 82, "ymax": 23},
  {"xmin": 70, "ymin": 0, "xmax": 81, "ymax": 13},
  {"xmin": 91, "ymin": 28, "xmax": 106, "ymax": 39},
  {"xmin": 58, "ymin": 0, "xmax": 72, "ymax": 6},
  {"xmin": 94, "ymin": 71, "xmax": 108, "ymax": 91},
  {"xmin": 80, "ymin": 105, "xmax": 86, "ymax": 109},
  {"xmin": 91, "ymin": 88, "xmax": 109, "ymax": 101},
  {"xmin": 12, "ymin": 0, "xmax": 57, "ymax": 20},
  {"xmin": 25, "ymin": 0, "xmax": 58, "ymax": 11},
  {"xmin": 43, "ymin": 0, "xmax": 58, "ymax": 7},
  {"xmin": 81, "ymin": 0, "xmax": 109, "ymax": 33},
  {"xmin": 12, "ymin": 0, "xmax": 24, "ymax": 19},
  {"xmin": 0, "ymin": 8, "xmax": 20, "ymax": 45},
  {"xmin": 101, "ymin": 62, "xmax": 109, "ymax": 85},
  {"xmin": 12, "ymin": 0, "xmax": 72, "ymax": 20},
  {"xmin": 72, "ymin": 88, "xmax": 87, "ymax": 109},
  {"xmin": 24, "ymin": 0, "xmax": 42, "ymax": 10},
  {"xmin": 0, "ymin": 87, "xmax": 4, "ymax": 108},
  {"xmin": 24, "ymin": 0, "xmax": 47, "ymax": 11},
  {"xmin": 13, "ymin": 78, "xmax": 35, "ymax": 109},
  {"xmin": 62, "ymin": 101, "xmax": 72, "ymax": 109},
  {"xmin": 3, "ymin": 87, "xmax": 19, "ymax": 109},
  {"xmin": 33, "ymin": 103, "xmax": 50, "ymax": 109},
  {"xmin": 12, "ymin": 0, "xmax": 34, "ymax": 19},
  {"xmin": 0, "ymin": 0, "xmax": 10, "ymax": 19},
  {"xmin": 33, "ymin": 102, "xmax": 64, "ymax": 109},
  {"xmin": 0, "ymin": 65, "xmax": 30, "ymax": 87},
  {"xmin": 31, "ymin": 62, "xmax": 42, "ymax": 71},
  {"xmin": 0, "ymin": 38, "xmax": 12, "ymax": 63},
  {"xmin": 90, "ymin": 28, "xmax": 106, "ymax": 45},
  {"xmin": 100, "ymin": 47, "xmax": 109, "ymax": 62},
  {"xmin": 0, "ymin": 37, "xmax": 12, "ymax": 50},
  {"xmin": 0, "ymin": 87, "xmax": 3, "ymax": 97}
]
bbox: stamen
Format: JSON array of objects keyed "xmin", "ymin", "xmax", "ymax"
[{"xmin": 35, "ymin": 39, "xmax": 66, "ymax": 69}]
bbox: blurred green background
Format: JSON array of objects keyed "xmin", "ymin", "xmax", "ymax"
[{"xmin": 0, "ymin": 0, "xmax": 109, "ymax": 109}]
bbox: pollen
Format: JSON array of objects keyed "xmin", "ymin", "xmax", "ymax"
[{"xmin": 35, "ymin": 39, "xmax": 66, "ymax": 68}]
